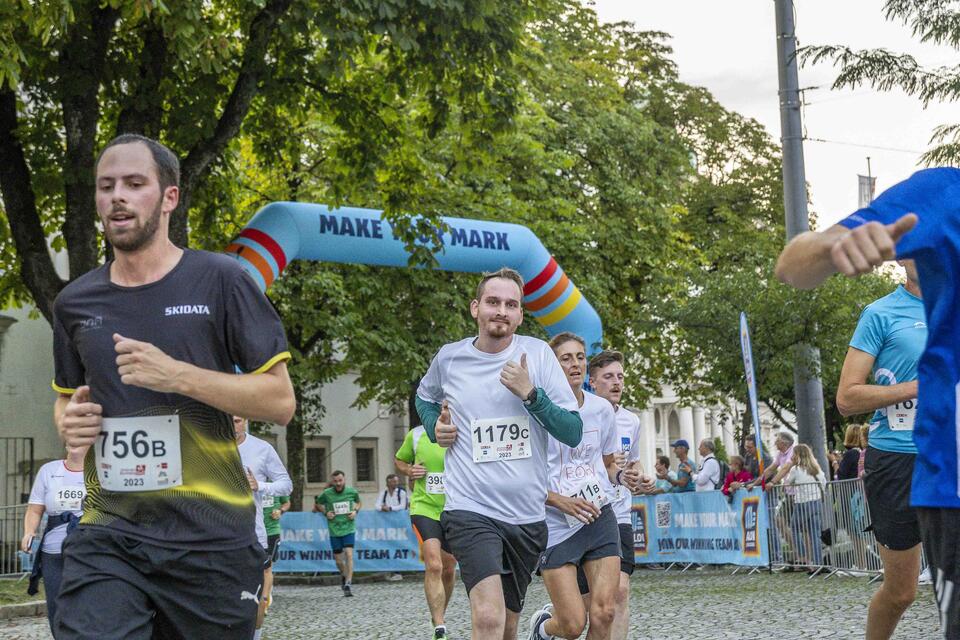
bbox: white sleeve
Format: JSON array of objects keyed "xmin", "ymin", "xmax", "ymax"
[
  {"xmin": 534, "ymin": 343, "xmax": 578, "ymax": 411},
  {"xmin": 417, "ymin": 349, "xmax": 445, "ymax": 404},
  {"xmin": 375, "ymin": 491, "xmax": 386, "ymax": 510},
  {"xmin": 260, "ymin": 447, "xmax": 292, "ymax": 497},
  {"xmin": 628, "ymin": 415, "xmax": 642, "ymax": 463},
  {"xmin": 601, "ymin": 408, "xmax": 618, "ymax": 456},
  {"xmin": 28, "ymin": 466, "xmax": 48, "ymax": 506}
]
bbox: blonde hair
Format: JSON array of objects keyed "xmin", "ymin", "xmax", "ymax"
[
  {"xmin": 791, "ymin": 443, "xmax": 822, "ymax": 477},
  {"xmin": 859, "ymin": 424, "xmax": 870, "ymax": 449},
  {"xmin": 843, "ymin": 424, "xmax": 862, "ymax": 448}
]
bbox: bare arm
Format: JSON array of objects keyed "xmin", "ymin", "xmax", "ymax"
[
  {"xmin": 837, "ymin": 347, "xmax": 918, "ymax": 416},
  {"xmin": 169, "ymin": 361, "xmax": 295, "ymax": 425},
  {"xmin": 776, "ymin": 215, "xmax": 917, "ymax": 290}
]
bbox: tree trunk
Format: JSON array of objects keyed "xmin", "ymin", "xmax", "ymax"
[{"xmin": 286, "ymin": 384, "xmax": 305, "ymax": 511}]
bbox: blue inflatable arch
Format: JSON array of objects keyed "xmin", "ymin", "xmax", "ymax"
[{"xmin": 227, "ymin": 203, "xmax": 603, "ymax": 352}]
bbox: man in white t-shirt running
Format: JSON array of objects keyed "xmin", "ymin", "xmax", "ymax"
[
  {"xmin": 416, "ymin": 268, "xmax": 583, "ymax": 640},
  {"xmin": 588, "ymin": 350, "xmax": 646, "ymax": 640},
  {"xmin": 527, "ymin": 332, "xmax": 641, "ymax": 640},
  {"xmin": 234, "ymin": 416, "xmax": 292, "ymax": 640}
]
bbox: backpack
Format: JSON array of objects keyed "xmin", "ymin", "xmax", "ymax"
[{"xmin": 714, "ymin": 457, "xmax": 730, "ymax": 490}]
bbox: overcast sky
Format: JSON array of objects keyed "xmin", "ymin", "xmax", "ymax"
[{"xmin": 592, "ymin": 1, "xmax": 958, "ymax": 227}]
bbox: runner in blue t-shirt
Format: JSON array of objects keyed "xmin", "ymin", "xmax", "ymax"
[
  {"xmin": 775, "ymin": 167, "xmax": 960, "ymax": 639},
  {"xmin": 837, "ymin": 272, "xmax": 925, "ymax": 638}
]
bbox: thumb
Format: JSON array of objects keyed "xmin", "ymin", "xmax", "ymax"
[
  {"xmin": 887, "ymin": 213, "xmax": 918, "ymax": 242},
  {"xmin": 439, "ymin": 400, "xmax": 450, "ymax": 420},
  {"xmin": 520, "ymin": 353, "xmax": 528, "ymax": 370},
  {"xmin": 113, "ymin": 333, "xmax": 124, "ymax": 343},
  {"xmin": 72, "ymin": 385, "xmax": 90, "ymax": 403}
]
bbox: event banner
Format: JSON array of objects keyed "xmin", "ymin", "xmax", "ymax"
[
  {"xmin": 632, "ymin": 489, "xmax": 769, "ymax": 566},
  {"xmin": 739, "ymin": 312, "xmax": 765, "ymax": 478},
  {"xmin": 273, "ymin": 510, "xmax": 423, "ymax": 573}
]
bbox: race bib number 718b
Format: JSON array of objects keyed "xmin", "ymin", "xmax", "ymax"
[{"xmin": 96, "ymin": 416, "xmax": 183, "ymax": 492}]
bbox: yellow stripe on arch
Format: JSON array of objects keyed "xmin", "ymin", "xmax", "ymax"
[{"xmin": 538, "ymin": 287, "xmax": 582, "ymax": 327}]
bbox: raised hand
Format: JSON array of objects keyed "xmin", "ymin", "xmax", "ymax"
[
  {"xmin": 114, "ymin": 333, "xmax": 185, "ymax": 393},
  {"xmin": 500, "ymin": 352, "xmax": 534, "ymax": 399},
  {"xmin": 435, "ymin": 400, "xmax": 458, "ymax": 447},
  {"xmin": 830, "ymin": 213, "xmax": 918, "ymax": 277}
]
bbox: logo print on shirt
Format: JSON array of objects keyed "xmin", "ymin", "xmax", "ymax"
[
  {"xmin": 78, "ymin": 316, "xmax": 103, "ymax": 331},
  {"xmin": 164, "ymin": 304, "xmax": 211, "ymax": 316},
  {"xmin": 914, "ymin": 321, "xmax": 927, "ymax": 329}
]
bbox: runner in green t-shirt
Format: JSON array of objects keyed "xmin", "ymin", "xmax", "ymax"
[
  {"xmin": 314, "ymin": 472, "xmax": 361, "ymax": 597},
  {"xmin": 396, "ymin": 426, "xmax": 455, "ymax": 640}
]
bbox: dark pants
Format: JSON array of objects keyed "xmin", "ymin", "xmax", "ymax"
[{"xmin": 41, "ymin": 552, "xmax": 64, "ymax": 636}]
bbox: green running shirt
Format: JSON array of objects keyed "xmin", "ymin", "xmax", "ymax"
[
  {"xmin": 315, "ymin": 486, "xmax": 361, "ymax": 538},
  {"xmin": 395, "ymin": 426, "xmax": 446, "ymax": 521}
]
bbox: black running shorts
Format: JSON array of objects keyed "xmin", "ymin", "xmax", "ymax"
[
  {"xmin": 264, "ymin": 533, "xmax": 281, "ymax": 568},
  {"xmin": 863, "ymin": 447, "xmax": 921, "ymax": 551},
  {"xmin": 918, "ymin": 508, "xmax": 960, "ymax": 639},
  {"xmin": 55, "ymin": 526, "xmax": 264, "ymax": 640},
  {"xmin": 441, "ymin": 509, "xmax": 547, "ymax": 613},
  {"xmin": 619, "ymin": 523, "xmax": 636, "ymax": 575},
  {"xmin": 411, "ymin": 514, "xmax": 450, "ymax": 553},
  {"xmin": 538, "ymin": 505, "xmax": 619, "ymax": 572}
]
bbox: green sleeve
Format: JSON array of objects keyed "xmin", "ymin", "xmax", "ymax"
[
  {"xmin": 527, "ymin": 387, "xmax": 583, "ymax": 448},
  {"xmin": 278, "ymin": 496, "xmax": 290, "ymax": 505},
  {"xmin": 396, "ymin": 429, "xmax": 415, "ymax": 463},
  {"xmin": 416, "ymin": 396, "xmax": 442, "ymax": 442},
  {"xmin": 315, "ymin": 492, "xmax": 326, "ymax": 510}
]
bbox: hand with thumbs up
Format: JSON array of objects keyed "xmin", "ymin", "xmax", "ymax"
[
  {"xmin": 435, "ymin": 400, "xmax": 458, "ymax": 448},
  {"xmin": 58, "ymin": 385, "xmax": 104, "ymax": 448},
  {"xmin": 500, "ymin": 352, "xmax": 535, "ymax": 400},
  {"xmin": 114, "ymin": 333, "xmax": 185, "ymax": 393},
  {"xmin": 245, "ymin": 467, "xmax": 259, "ymax": 491},
  {"xmin": 830, "ymin": 213, "xmax": 918, "ymax": 277}
]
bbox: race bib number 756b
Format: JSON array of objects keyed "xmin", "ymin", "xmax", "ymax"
[
  {"xmin": 471, "ymin": 416, "xmax": 532, "ymax": 463},
  {"xmin": 96, "ymin": 416, "xmax": 183, "ymax": 492}
]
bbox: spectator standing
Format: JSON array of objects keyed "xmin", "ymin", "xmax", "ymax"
[
  {"xmin": 743, "ymin": 436, "xmax": 772, "ymax": 480},
  {"xmin": 376, "ymin": 474, "xmax": 409, "ymax": 512},
  {"xmin": 838, "ymin": 425, "xmax": 863, "ymax": 481},
  {"xmin": 666, "ymin": 440, "xmax": 695, "ymax": 492},
  {"xmin": 22, "ymin": 447, "xmax": 86, "ymax": 635},
  {"xmin": 691, "ymin": 439, "xmax": 721, "ymax": 492},
  {"xmin": 722, "ymin": 456, "xmax": 754, "ymax": 497},
  {"xmin": 785, "ymin": 444, "xmax": 827, "ymax": 571},
  {"xmin": 314, "ymin": 471, "xmax": 361, "ymax": 597},
  {"xmin": 652, "ymin": 456, "xmax": 677, "ymax": 494}
]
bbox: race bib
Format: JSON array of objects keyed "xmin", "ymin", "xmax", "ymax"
[
  {"xmin": 425, "ymin": 472, "xmax": 445, "ymax": 495},
  {"xmin": 96, "ymin": 416, "xmax": 182, "ymax": 492},
  {"xmin": 333, "ymin": 501, "xmax": 351, "ymax": 515},
  {"xmin": 471, "ymin": 416, "xmax": 532, "ymax": 463},
  {"xmin": 54, "ymin": 485, "xmax": 85, "ymax": 512},
  {"xmin": 887, "ymin": 399, "xmax": 917, "ymax": 431},
  {"xmin": 564, "ymin": 478, "xmax": 607, "ymax": 527},
  {"xmin": 260, "ymin": 493, "xmax": 276, "ymax": 508}
]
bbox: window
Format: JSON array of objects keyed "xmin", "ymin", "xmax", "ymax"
[
  {"xmin": 353, "ymin": 438, "xmax": 378, "ymax": 489},
  {"xmin": 305, "ymin": 437, "xmax": 331, "ymax": 486}
]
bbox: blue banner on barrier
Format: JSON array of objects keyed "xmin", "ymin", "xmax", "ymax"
[
  {"xmin": 632, "ymin": 489, "xmax": 769, "ymax": 566},
  {"xmin": 273, "ymin": 510, "xmax": 423, "ymax": 573}
]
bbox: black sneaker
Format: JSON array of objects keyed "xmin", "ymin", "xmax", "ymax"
[
  {"xmin": 433, "ymin": 626, "xmax": 447, "ymax": 639},
  {"xmin": 340, "ymin": 575, "xmax": 346, "ymax": 589},
  {"xmin": 343, "ymin": 584, "xmax": 353, "ymax": 597}
]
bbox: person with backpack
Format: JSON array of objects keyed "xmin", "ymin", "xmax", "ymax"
[{"xmin": 692, "ymin": 439, "xmax": 722, "ymax": 492}]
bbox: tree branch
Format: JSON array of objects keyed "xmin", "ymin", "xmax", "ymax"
[
  {"xmin": 173, "ymin": 0, "xmax": 294, "ymax": 246},
  {"xmin": 59, "ymin": 0, "xmax": 119, "ymax": 280},
  {"xmin": 116, "ymin": 19, "xmax": 168, "ymax": 138},
  {"xmin": 0, "ymin": 90, "xmax": 64, "ymax": 321}
]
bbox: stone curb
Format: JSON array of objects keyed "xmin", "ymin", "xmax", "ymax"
[
  {"xmin": 0, "ymin": 600, "xmax": 46, "ymax": 620},
  {"xmin": 274, "ymin": 571, "xmax": 419, "ymax": 586}
]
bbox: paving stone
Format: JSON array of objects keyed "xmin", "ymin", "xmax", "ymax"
[{"xmin": 0, "ymin": 568, "xmax": 939, "ymax": 639}]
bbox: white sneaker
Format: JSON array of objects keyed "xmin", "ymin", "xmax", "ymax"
[
  {"xmin": 919, "ymin": 567, "xmax": 933, "ymax": 585},
  {"xmin": 527, "ymin": 604, "xmax": 554, "ymax": 640}
]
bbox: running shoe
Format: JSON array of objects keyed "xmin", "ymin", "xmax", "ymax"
[
  {"xmin": 527, "ymin": 603, "xmax": 553, "ymax": 640},
  {"xmin": 340, "ymin": 575, "xmax": 346, "ymax": 589},
  {"xmin": 343, "ymin": 584, "xmax": 353, "ymax": 597},
  {"xmin": 919, "ymin": 567, "xmax": 933, "ymax": 585},
  {"xmin": 433, "ymin": 625, "xmax": 447, "ymax": 639}
]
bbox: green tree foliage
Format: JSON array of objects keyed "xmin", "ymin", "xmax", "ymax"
[
  {"xmin": 0, "ymin": 0, "xmax": 542, "ymax": 322},
  {"xmin": 802, "ymin": 0, "xmax": 960, "ymax": 166}
]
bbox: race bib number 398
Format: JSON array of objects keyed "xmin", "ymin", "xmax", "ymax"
[
  {"xmin": 96, "ymin": 416, "xmax": 183, "ymax": 492},
  {"xmin": 425, "ymin": 472, "xmax": 445, "ymax": 495},
  {"xmin": 471, "ymin": 416, "xmax": 532, "ymax": 463}
]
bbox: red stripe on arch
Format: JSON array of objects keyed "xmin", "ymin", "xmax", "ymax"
[
  {"xmin": 524, "ymin": 257, "xmax": 558, "ymax": 296},
  {"xmin": 239, "ymin": 228, "xmax": 287, "ymax": 273}
]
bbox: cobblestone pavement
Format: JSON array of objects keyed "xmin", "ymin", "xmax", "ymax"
[{"xmin": 1, "ymin": 568, "xmax": 939, "ymax": 639}]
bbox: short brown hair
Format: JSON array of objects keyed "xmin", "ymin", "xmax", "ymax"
[
  {"xmin": 588, "ymin": 350, "xmax": 624, "ymax": 377},
  {"xmin": 548, "ymin": 332, "xmax": 585, "ymax": 351},
  {"xmin": 97, "ymin": 133, "xmax": 180, "ymax": 192},
  {"xmin": 475, "ymin": 267, "xmax": 524, "ymax": 301}
]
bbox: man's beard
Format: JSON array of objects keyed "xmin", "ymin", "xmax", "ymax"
[{"xmin": 106, "ymin": 199, "xmax": 163, "ymax": 252}]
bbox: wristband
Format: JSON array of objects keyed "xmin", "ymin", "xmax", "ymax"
[{"xmin": 616, "ymin": 469, "xmax": 624, "ymax": 485}]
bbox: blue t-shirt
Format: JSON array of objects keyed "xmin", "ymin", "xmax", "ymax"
[
  {"xmin": 838, "ymin": 167, "xmax": 960, "ymax": 508},
  {"xmin": 849, "ymin": 285, "xmax": 926, "ymax": 455},
  {"xmin": 674, "ymin": 456, "xmax": 695, "ymax": 493}
]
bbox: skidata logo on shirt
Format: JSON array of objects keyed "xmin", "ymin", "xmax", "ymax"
[{"xmin": 165, "ymin": 304, "xmax": 211, "ymax": 316}]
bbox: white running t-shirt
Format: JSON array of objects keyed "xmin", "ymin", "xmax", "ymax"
[
  {"xmin": 28, "ymin": 460, "xmax": 85, "ymax": 554},
  {"xmin": 237, "ymin": 433, "xmax": 293, "ymax": 548},
  {"xmin": 417, "ymin": 335, "xmax": 579, "ymax": 524},
  {"xmin": 611, "ymin": 407, "xmax": 642, "ymax": 525},
  {"xmin": 544, "ymin": 391, "xmax": 618, "ymax": 547}
]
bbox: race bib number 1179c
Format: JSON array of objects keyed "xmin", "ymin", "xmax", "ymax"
[
  {"xmin": 471, "ymin": 416, "xmax": 532, "ymax": 463},
  {"xmin": 96, "ymin": 416, "xmax": 183, "ymax": 492}
]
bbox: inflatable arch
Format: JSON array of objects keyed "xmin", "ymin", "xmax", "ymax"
[{"xmin": 226, "ymin": 203, "xmax": 603, "ymax": 352}]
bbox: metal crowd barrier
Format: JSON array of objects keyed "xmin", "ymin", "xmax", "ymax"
[
  {"xmin": 0, "ymin": 503, "xmax": 29, "ymax": 577},
  {"xmin": 765, "ymin": 477, "xmax": 923, "ymax": 580}
]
